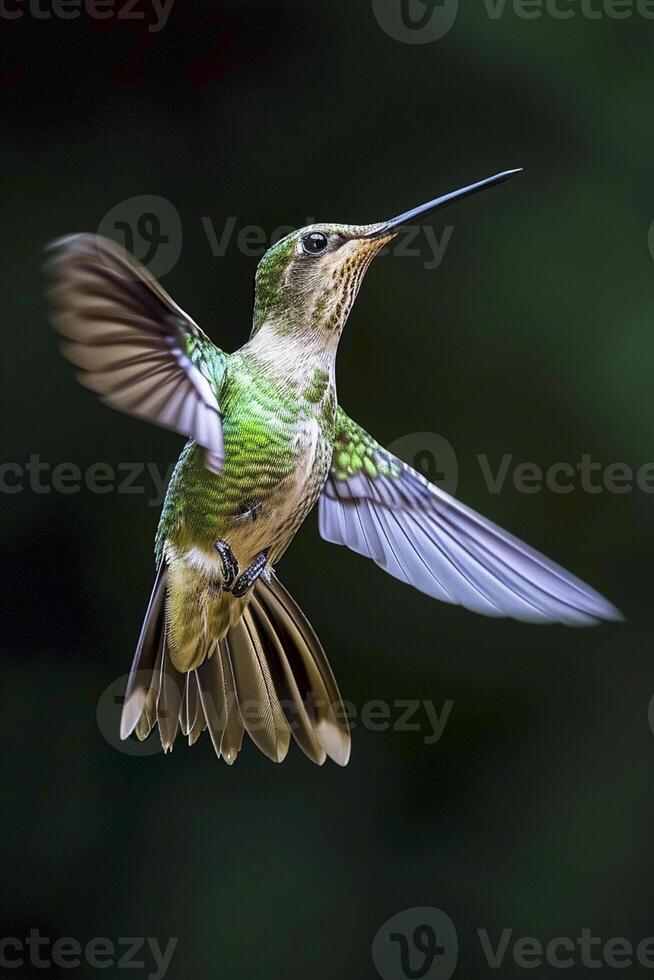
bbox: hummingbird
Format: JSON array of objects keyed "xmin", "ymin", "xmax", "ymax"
[{"xmin": 46, "ymin": 170, "xmax": 621, "ymax": 767}]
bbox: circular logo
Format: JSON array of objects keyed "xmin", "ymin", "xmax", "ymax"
[
  {"xmin": 372, "ymin": 906, "xmax": 459, "ymax": 980},
  {"xmin": 97, "ymin": 194, "xmax": 182, "ymax": 278},
  {"xmin": 96, "ymin": 672, "xmax": 162, "ymax": 757},
  {"xmin": 387, "ymin": 431, "xmax": 459, "ymax": 496},
  {"xmin": 372, "ymin": 0, "xmax": 459, "ymax": 44}
]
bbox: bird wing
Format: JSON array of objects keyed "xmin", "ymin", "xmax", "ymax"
[
  {"xmin": 318, "ymin": 408, "xmax": 621, "ymax": 625},
  {"xmin": 45, "ymin": 233, "xmax": 226, "ymax": 473}
]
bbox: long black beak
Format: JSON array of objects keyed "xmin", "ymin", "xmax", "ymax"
[{"xmin": 369, "ymin": 168, "xmax": 523, "ymax": 236}]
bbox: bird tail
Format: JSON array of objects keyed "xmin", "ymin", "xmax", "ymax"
[{"xmin": 119, "ymin": 566, "xmax": 351, "ymax": 766}]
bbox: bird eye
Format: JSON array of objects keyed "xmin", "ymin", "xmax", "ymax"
[{"xmin": 301, "ymin": 232, "xmax": 329, "ymax": 255}]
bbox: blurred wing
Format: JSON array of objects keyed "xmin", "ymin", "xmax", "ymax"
[
  {"xmin": 319, "ymin": 409, "xmax": 622, "ymax": 626},
  {"xmin": 46, "ymin": 233, "xmax": 226, "ymax": 473}
]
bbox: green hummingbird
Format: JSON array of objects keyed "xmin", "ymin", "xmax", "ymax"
[{"xmin": 46, "ymin": 170, "xmax": 621, "ymax": 767}]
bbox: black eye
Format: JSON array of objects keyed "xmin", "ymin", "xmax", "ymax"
[{"xmin": 301, "ymin": 232, "xmax": 329, "ymax": 255}]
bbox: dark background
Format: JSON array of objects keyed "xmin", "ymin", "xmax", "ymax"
[{"xmin": 2, "ymin": 2, "xmax": 653, "ymax": 977}]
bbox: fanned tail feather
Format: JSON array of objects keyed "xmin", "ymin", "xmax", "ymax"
[{"xmin": 120, "ymin": 567, "xmax": 350, "ymax": 766}]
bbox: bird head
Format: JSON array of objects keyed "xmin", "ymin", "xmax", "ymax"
[{"xmin": 251, "ymin": 169, "xmax": 522, "ymax": 348}]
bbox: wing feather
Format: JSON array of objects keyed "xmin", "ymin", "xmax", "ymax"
[
  {"xmin": 320, "ymin": 409, "xmax": 622, "ymax": 626},
  {"xmin": 45, "ymin": 233, "xmax": 226, "ymax": 473}
]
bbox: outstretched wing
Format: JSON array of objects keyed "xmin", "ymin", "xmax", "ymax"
[
  {"xmin": 319, "ymin": 409, "xmax": 621, "ymax": 626},
  {"xmin": 45, "ymin": 233, "xmax": 226, "ymax": 473}
]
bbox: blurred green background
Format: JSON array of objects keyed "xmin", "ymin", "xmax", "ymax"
[{"xmin": 2, "ymin": 2, "xmax": 654, "ymax": 977}]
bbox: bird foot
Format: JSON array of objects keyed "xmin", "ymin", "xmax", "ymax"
[
  {"xmin": 213, "ymin": 541, "xmax": 269, "ymax": 597},
  {"xmin": 214, "ymin": 539, "xmax": 239, "ymax": 590},
  {"xmin": 232, "ymin": 551, "xmax": 269, "ymax": 597}
]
